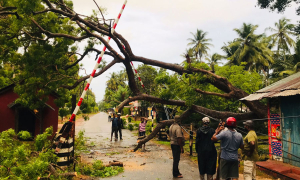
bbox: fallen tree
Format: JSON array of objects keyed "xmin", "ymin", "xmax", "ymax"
[{"xmin": 1, "ymin": 0, "xmax": 267, "ymax": 151}]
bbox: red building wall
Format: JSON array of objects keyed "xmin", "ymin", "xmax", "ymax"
[
  {"xmin": 0, "ymin": 87, "xmax": 59, "ymax": 136},
  {"xmin": 0, "ymin": 90, "xmax": 19, "ymax": 133},
  {"xmin": 43, "ymin": 95, "xmax": 59, "ymax": 134}
]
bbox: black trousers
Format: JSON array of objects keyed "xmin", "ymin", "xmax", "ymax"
[
  {"xmin": 171, "ymin": 144, "xmax": 181, "ymax": 177},
  {"xmin": 197, "ymin": 150, "xmax": 217, "ymax": 175},
  {"xmin": 118, "ymin": 127, "xmax": 122, "ymax": 139},
  {"xmin": 111, "ymin": 127, "xmax": 118, "ymax": 139}
]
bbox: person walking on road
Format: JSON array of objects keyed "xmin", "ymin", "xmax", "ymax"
[
  {"xmin": 117, "ymin": 113, "xmax": 123, "ymax": 140},
  {"xmin": 196, "ymin": 117, "xmax": 217, "ymax": 180},
  {"xmin": 211, "ymin": 117, "xmax": 244, "ymax": 180},
  {"xmin": 111, "ymin": 113, "xmax": 118, "ymax": 141},
  {"xmin": 169, "ymin": 115, "xmax": 184, "ymax": 178},
  {"xmin": 243, "ymin": 120, "xmax": 258, "ymax": 180}
]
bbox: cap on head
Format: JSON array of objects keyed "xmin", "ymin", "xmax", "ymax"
[
  {"xmin": 243, "ymin": 120, "xmax": 254, "ymax": 127},
  {"xmin": 226, "ymin": 117, "xmax": 237, "ymax": 128},
  {"xmin": 202, "ymin": 117, "xmax": 210, "ymax": 124},
  {"xmin": 117, "ymin": 113, "xmax": 121, "ymax": 116},
  {"xmin": 174, "ymin": 115, "xmax": 181, "ymax": 122}
]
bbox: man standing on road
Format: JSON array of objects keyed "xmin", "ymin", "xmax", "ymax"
[
  {"xmin": 117, "ymin": 113, "xmax": 123, "ymax": 140},
  {"xmin": 196, "ymin": 117, "xmax": 217, "ymax": 180},
  {"xmin": 243, "ymin": 120, "xmax": 258, "ymax": 180},
  {"xmin": 111, "ymin": 113, "xmax": 118, "ymax": 141},
  {"xmin": 211, "ymin": 117, "xmax": 244, "ymax": 180},
  {"xmin": 169, "ymin": 115, "xmax": 184, "ymax": 178}
]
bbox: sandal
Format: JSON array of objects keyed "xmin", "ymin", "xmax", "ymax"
[{"xmin": 174, "ymin": 175, "xmax": 183, "ymax": 178}]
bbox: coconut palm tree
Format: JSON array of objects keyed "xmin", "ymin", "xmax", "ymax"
[
  {"xmin": 205, "ymin": 53, "xmax": 223, "ymax": 73},
  {"xmin": 272, "ymin": 39, "xmax": 300, "ymax": 78},
  {"xmin": 187, "ymin": 29, "xmax": 213, "ymax": 62},
  {"xmin": 226, "ymin": 23, "xmax": 274, "ymax": 72},
  {"xmin": 221, "ymin": 41, "xmax": 240, "ymax": 66},
  {"xmin": 266, "ymin": 17, "xmax": 297, "ymax": 55}
]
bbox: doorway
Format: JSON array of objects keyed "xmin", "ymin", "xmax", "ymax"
[{"xmin": 17, "ymin": 108, "xmax": 36, "ymax": 136}]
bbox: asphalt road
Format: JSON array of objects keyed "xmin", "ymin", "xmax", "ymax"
[{"xmin": 75, "ymin": 112, "xmax": 200, "ymax": 180}]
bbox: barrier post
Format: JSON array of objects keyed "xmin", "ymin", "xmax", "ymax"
[{"xmin": 71, "ymin": 95, "xmax": 76, "ymax": 170}]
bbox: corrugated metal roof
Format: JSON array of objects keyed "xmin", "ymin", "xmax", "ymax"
[{"xmin": 241, "ymin": 72, "xmax": 300, "ymax": 101}]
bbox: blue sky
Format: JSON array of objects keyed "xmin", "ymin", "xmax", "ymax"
[{"xmin": 71, "ymin": 0, "xmax": 299, "ymax": 102}]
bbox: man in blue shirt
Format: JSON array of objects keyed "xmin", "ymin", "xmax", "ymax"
[
  {"xmin": 211, "ymin": 117, "xmax": 244, "ymax": 180},
  {"xmin": 111, "ymin": 113, "xmax": 118, "ymax": 141}
]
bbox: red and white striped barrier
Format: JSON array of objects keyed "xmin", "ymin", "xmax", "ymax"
[
  {"xmin": 69, "ymin": 0, "xmax": 127, "ymax": 122},
  {"xmin": 130, "ymin": 61, "xmax": 145, "ymax": 89},
  {"xmin": 120, "ymin": 43, "xmax": 145, "ymax": 89}
]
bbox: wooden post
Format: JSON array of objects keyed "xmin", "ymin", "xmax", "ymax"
[{"xmin": 189, "ymin": 123, "xmax": 193, "ymax": 156}]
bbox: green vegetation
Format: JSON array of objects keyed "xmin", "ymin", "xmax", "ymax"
[
  {"xmin": 145, "ymin": 122, "xmax": 153, "ymax": 135},
  {"xmin": 17, "ymin": 131, "xmax": 32, "ymax": 140},
  {"xmin": 75, "ymin": 130, "xmax": 88, "ymax": 151},
  {"xmin": 82, "ymin": 114, "xmax": 90, "ymax": 121},
  {"xmin": 34, "ymin": 127, "xmax": 53, "ymax": 151},
  {"xmin": 134, "ymin": 123, "xmax": 139, "ymax": 130},
  {"xmin": 127, "ymin": 124, "xmax": 134, "ymax": 131},
  {"xmin": 76, "ymin": 160, "xmax": 123, "ymax": 178},
  {"xmin": 122, "ymin": 118, "xmax": 127, "ymax": 129},
  {"xmin": 122, "ymin": 107, "xmax": 130, "ymax": 116},
  {"xmin": 0, "ymin": 128, "xmax": 61, "ymax": 180},
  {"xmin": 128, "ymin": 117, "xmax": 132, "ymax": 123}
]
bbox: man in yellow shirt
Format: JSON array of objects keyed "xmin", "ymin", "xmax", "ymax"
[{"xmin": 243, "ymin": 120, "xmax": 259, "ymax": 180}]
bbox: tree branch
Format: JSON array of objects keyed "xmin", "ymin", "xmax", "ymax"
[
  {"xmin": 0, "ymin": 7, "xmax": 17, "ymax": 11},
  {"xmin": 61, "ymin": 59, "xmax": 120, "ymax": 90},
  {"xmin": 116, "ymin": 93, "xmax": 257, "ymax": 120},
  {"xmin": 132, "ymin": 55, "xmax": 267, "ymax": 117},
  {"xmin": 62, "ymin": 48, "xmax": 116, "ymax": 70},
  {"xmin": 92, "ymin": 0, "xmax": 105, "ymax": 21},
  {"xmin": 42, "ymin": 0, "xmax": 54, "ymax": 9},
  {"xmin": 31, "ymin": 18, "xmax": 89, "ymax": 41},
  {"xmin": 133, "ymin": 119, "xmax": 174, "ymax": 151},
  {"xmin": 0, "ymin": 11, "xmax": 19, "ymax": 19},
  {"xmin": 32, "ymin": 9, "xmax": 51, "ymax": 15}
]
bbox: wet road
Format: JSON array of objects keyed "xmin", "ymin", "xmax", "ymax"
[{"xmin": 76, "ymin": 112, "xmax": 200, "ymax": 180}]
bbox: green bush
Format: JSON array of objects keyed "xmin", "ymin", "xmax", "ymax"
[
  {"xmin": 128, "ymin": 117, "xmax": 132, "ymax": 123},
  {"xmin": 122, "ymin": 118, "xmax": 127, "ymax": 129},
  {"xmin": 122, "ymin": 107, "xmax": 130, "ymax": 116},
  {"xmin": 0, "ymin": 128, "xmax": 60, "ymax": 180},
  {"xmin": 128, "ymin": 124, "xmax": 134, "ymax": 131},
  {"xmin": 83, "ymin": 114, "xmax": 90, "ymax": 121},
  {"xmin": 34, "ymin": 126, "xmax": 53, "ymax": 151},
  {"xmin": 75, "ymin": 130, "xmax": 87, "ymax": 151},
  {"xmin": 17, "ymin": 131, "xmax": 32, "ymax": 140},
  {"xmin": 134, "ymin": 123, "xmax": 139, "ymax": 130},
  {"xmin": 146, "ymin": 122, "xmax": 152, "ymax": 135}
]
